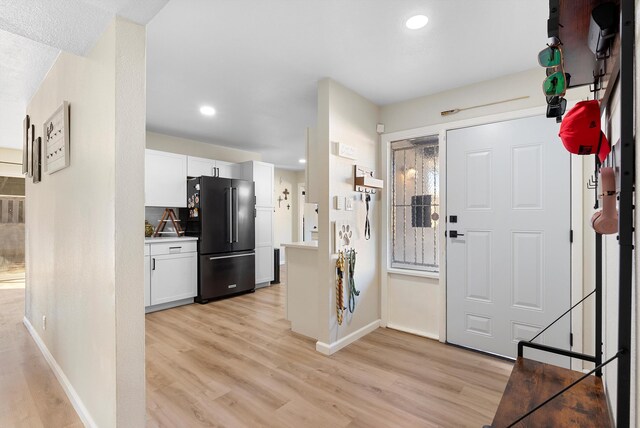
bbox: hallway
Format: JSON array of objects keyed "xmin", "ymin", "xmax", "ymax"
[{"xmin": 0, "ymin": 272, "xmax": 81, "ymax": 427}]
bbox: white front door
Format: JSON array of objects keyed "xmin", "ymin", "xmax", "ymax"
[{"xmin": 446, "ymin": 115, "xmax": 571, "ymax": 365}]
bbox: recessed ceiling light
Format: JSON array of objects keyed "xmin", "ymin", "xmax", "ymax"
[
  {"xmin": 200, "ymin": 105, "xmax": 216, "ymax": 116},
  {"xmin": 406, "ymin": 15, "xmax": 428, "ymax": 30},
  {"xmin": 299, "ymin": 158, "xmax": 307, "ymax": 164}
]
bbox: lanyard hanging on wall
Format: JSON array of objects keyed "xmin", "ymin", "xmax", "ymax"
[
  {"xmin": 336, "ymin": 251, "xmax": 346, "ymax": 325},
  {"xmin": 347, "ymin": 249, "xmax": 359, "ymax": 313},
  {"xmin": 365, "ymin": 194, "xmax": 371, "ymax": 240}
]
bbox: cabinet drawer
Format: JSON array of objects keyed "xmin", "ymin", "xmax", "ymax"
[{"xmin": 150, "ymin": 241, "xmax": 197, "ymax": 256}]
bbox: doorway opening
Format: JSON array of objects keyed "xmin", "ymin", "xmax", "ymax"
[{"xmin": 0, "ymin": 176, "xmax": 25, "ymax": 288}]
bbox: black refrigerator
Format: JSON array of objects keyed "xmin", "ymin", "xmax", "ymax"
[{"xmin": 180, "ymin": 176, "xmax": 256, "ymax": 303}]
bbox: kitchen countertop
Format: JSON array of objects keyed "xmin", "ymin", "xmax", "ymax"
[
  {"xmin": 145, "ymin": 236, "xmax": 198, "ymax": 244},
  {"xmin": 282, "ymin": 241, "xmax": 318, "ymax": 250}
]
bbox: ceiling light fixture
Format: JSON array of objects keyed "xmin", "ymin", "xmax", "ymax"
[
  {"xmin": 200, "ymin": 105, "xmax": 216, "ymax": 116},
  {"xmin": 299, "ymin": 159, "xmax": 307, "ymax": 164},
  {"xmin": 406, "ymin": 15, "xmax": 428, "ymax": 30}
]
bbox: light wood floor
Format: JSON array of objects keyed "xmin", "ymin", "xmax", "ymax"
[
  {"xmin": 1, "ymin": 268, "xmax": 512, "ymax": 427},
  {"xmin": 146, "ymin": 270, "xmax": 513, "ymax": 427},
  {"xmin": 0, "ymin": 272, "xmax": 82, "ymax": 428}
]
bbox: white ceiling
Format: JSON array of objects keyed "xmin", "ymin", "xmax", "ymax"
[
  {"xmin": 0, "ymin": 0, "xmax": 168, "ymax": 149},
  {"xmin": 146, "ymin": 0, "xmax": 549, "ymax": 169},
  {"xmin": 1, "ymin": 1, "xmax": 550, "ymax": 169}
]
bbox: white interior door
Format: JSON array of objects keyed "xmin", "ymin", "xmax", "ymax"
[{"xmin": 446, "ymin": 115, "xmax": 571, "ymax": 366}]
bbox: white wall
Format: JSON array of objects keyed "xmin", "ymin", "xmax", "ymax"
[
  {"xmin": 380, "ymin": 68, "xmax": 591, "ymax": 341},
  {"xmin": 0, "ymin": 147, "xmax": 22, "ymax": 177},
  {"xmin": 146, "ymin": 131, "xmax": 261, "ymax": 163},
  {"xmin": 315, "ymin": 78, "xmax": 381, "ymax": 351},
  {"xmin": 25, "ymin": 17, "xmax": 145, "ymax": 427},
  {"xmin": 382, "ymin": 68, "xmax": 551, "ymax": 134},
  {"xmin": 273, "ymin": 168, "xmax": 304, "ymax": 261}
]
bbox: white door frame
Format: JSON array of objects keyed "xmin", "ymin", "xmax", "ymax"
[{"xmin": 380, "ymin": 105, "xmax": 584, "ymax": 366}]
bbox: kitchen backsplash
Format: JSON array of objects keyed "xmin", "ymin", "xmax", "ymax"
[{"xmin": 145, "ymin": 207, "xmax": 181, "ymax": 234}]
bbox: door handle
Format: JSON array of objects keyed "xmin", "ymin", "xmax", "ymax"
[
  {"xmin": 228, "ymin": 188, "xmax": 233, "ymax": 243},
  {"xmin": 216, "ymin": 167, "xmax": 220, "ymax": 177},
  {"xmin": 152, "ymin": 258, "xmax": 156, "ymax": 270},
  {"xmin": 233, "ymin": 187, "xmax": 239, "ymax": 243},
  {"xmin": 209, "ymin": 252, "xmax": 255, "ymax": 260},
  {"xmin": 449, "ymin": 230, "xmax": 465, "ymax": 238}
]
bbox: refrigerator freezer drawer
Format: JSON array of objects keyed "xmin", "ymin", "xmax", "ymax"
[{"xmin": 198, "ymin": 251, "xmax": 255, "ymax": 302}]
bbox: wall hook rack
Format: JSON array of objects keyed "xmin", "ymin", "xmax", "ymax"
[{"xmin": 353, "ymin": 165, "xmax": 384, "ymax": 194}]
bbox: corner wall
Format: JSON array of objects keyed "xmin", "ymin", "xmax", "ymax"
[
  {"xmin": 316, "ymin": 79, "xmax": 381, "ymax": 352},
  {"xmin": 25, "ymin": 17, "xmax": 146, "ymax": 427}
]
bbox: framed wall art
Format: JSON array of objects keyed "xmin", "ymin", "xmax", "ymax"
[
  {"xmin": 44, "ymin": 101, "xmax": 70, "ymax": 174},
  {"xmin": 32, "ymin": 137, "xmax": 41, "ymax": 183},
  {"xmin": 27, "ymin": 124, "xmax": 34, "ymax": 178},
  {"xmin": 22, "ymin": 115, "xmax": 29, "ymax": 174}
]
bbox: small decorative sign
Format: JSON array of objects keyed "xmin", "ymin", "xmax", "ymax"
[
  {"xmin": 337, "ymin": 142, "xmax": 357, "ymax": 160},
  {"xmin": 334, "ymin": 221, "xmax": 354, "ymax": 253},
  {"xmin": 44, "ymin": 101, "xmax": 70, "ymax": 174}
]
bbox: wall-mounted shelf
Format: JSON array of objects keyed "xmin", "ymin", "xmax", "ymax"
[
  {"xmin": 548, "ymin": 0, "xmax": 620, "ymax": 89},
  {"xmin": 353, "ymin": 165, "xmax": 383, "ymax": 194}
]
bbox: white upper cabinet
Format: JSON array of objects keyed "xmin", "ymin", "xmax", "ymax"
[
  {"xmin": 187, "ymin": 156, "xmax": 216, "ymax": 177},
  {"xmin": 216, "ymin": 160, "xmax": 241, "ymax": 179},
  {"xmin": 145, "ymin": 149, "xmax": 187, "ymax": 207},
  {"xmin": 241, "ymin": 161, "xmax": 274, "ymax": 208},
  {"xmin": 187, "ymin": 156, "xmax": 241, "ymax": 179}
]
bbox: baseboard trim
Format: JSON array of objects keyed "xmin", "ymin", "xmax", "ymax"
[
  {"xmin": 385, "ymin": 322, "xmax": 439, "ymax": 341},
  {"xmin": 23, "ymin": 317, "xmax": 96, "ymax": 428},
  {"xmin": 316, "ymin": 319, "xmax": 380, "ymax": 355}
]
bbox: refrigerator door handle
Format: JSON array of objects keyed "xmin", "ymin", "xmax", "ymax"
[
  {"xmin": 209, "ymin": 252, "xmax": 255, "ymax": 261},
  {"xmin": 228, "ymin": 187, "xmax": 233, "ymax": 243},
  {"xmin": 233, "ymin": 187, "xmax": 239, "ymax": 242}
]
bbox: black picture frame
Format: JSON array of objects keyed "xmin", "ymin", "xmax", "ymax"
[
  {"xmin": 33, "ymin": 136, "xmax": 41, "ymax": 184},
  {"xmin": 27, "ymin": 124, "xmax": 34, "ymax": 178},
  {"xmin": 22, "ymin": 115, "xmax": 30, "ymax": 174}
]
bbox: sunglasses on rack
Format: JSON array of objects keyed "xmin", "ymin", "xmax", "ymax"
[
  {"xmin": 546, "ymin": 95, "xmax": 567, "ymax": 119},
  {"xmin": 538, "ymin": 37, "xmax": 567, "ymax": 97}
]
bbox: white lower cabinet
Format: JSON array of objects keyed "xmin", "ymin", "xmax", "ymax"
[
  {"xmin": 150, "ymin": 253, "xmax": 197, "ymax": 305},
  {"xmin": 145, "ymin": 239, "xmax": 197, "ymax": 312},
  {"xmin": 255, "ymin": 246, "xmax": 274, "ymax": 284}
]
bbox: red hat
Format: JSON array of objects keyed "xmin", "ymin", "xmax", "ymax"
[{"xmin": 559, "ymin": 100, "xmax": 610, "ymax": 162}]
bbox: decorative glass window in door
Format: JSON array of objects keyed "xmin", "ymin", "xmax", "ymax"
[{"xmin": 390, "ymin": 136, "xmax": 439, "ymax": 272}]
